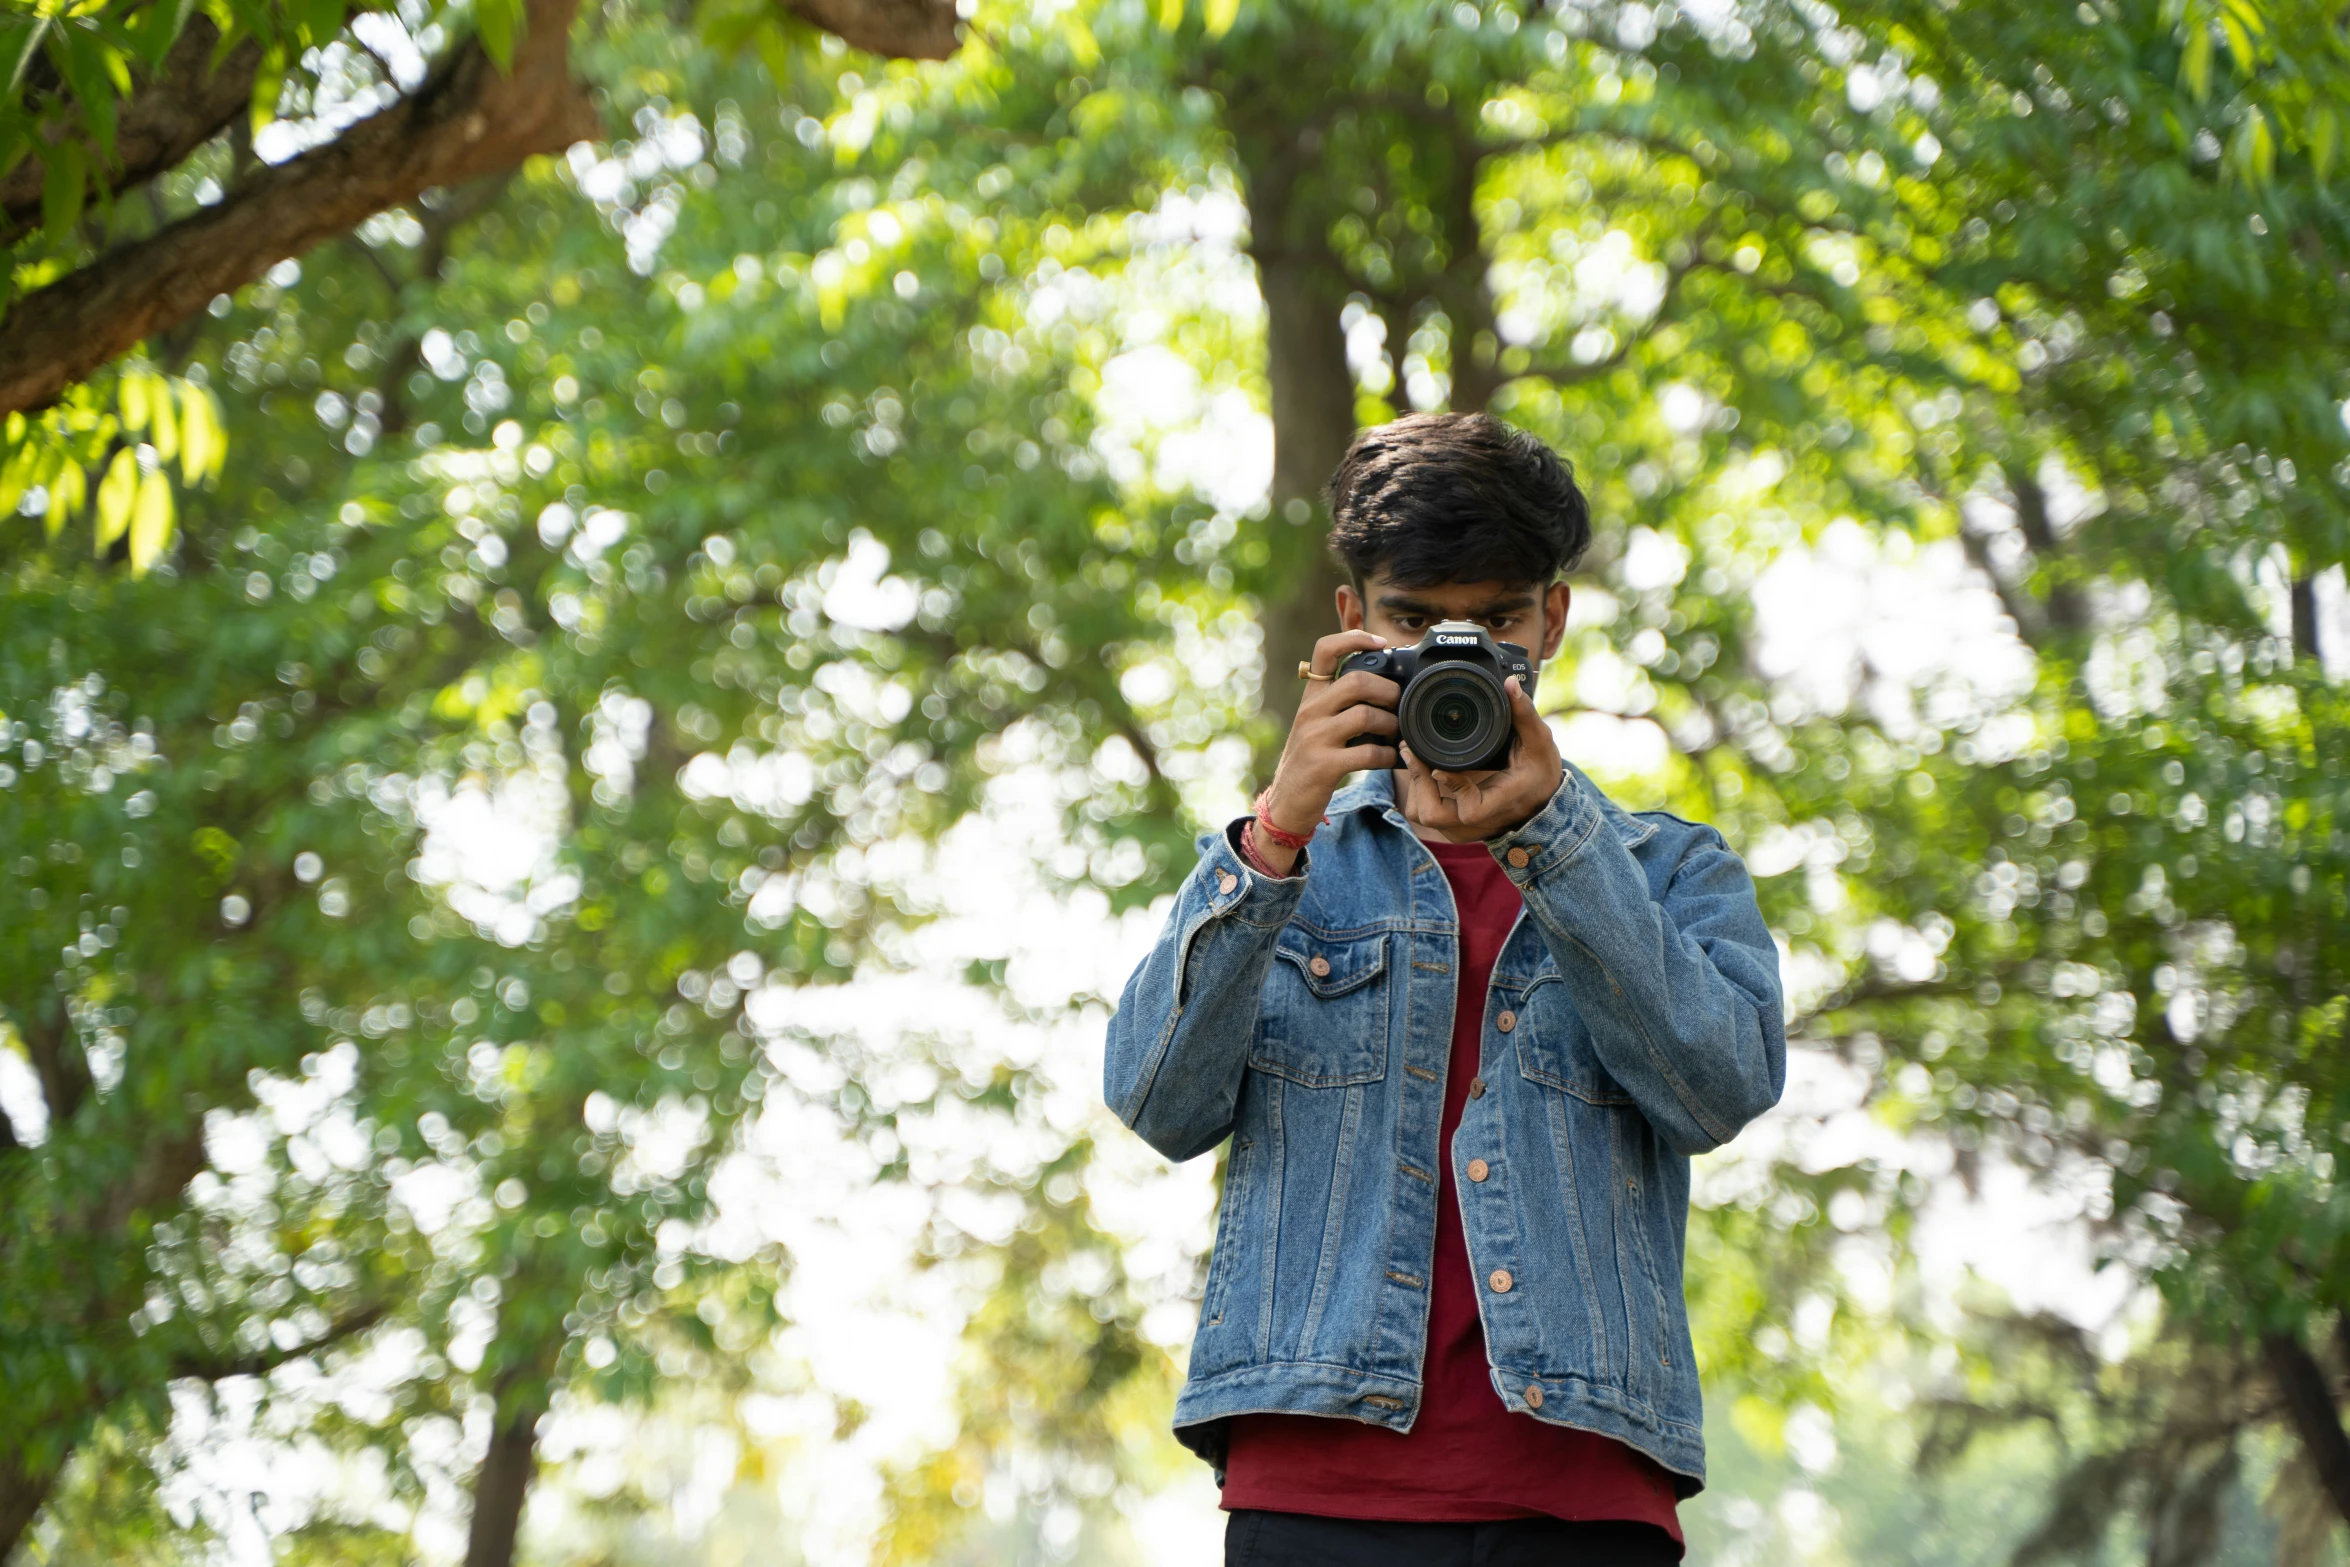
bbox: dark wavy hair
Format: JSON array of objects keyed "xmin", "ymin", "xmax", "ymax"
[{"xmin": 1323, "ymin": 413, "xmax": 1592, "ymax": 588}]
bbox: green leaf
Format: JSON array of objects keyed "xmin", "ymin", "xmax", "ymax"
[
  {"xmin": 2312, "ymin": 106, "xmax": 2338, "ymax": 181},
  {"xmin": 297, "ymin": 0, "xmax": 349, "ymax": 47},
  {"xmin": 93, "ymin": 447, "xmax": 136, "ymax": 554},
  {"xmin": 127, "ymin": 466, "xmax": 173, "ymax": 575},
  {"xmin": 41, "ymin": 139, "xmax": 87, "ymax": 241},
  {"xmin": 475, "ymin": 0, "xmax": 524, "ymax": 71},
  {"xmin": 1204, "ymin": 0, "xmax": 1239, "ymax": 38},
  {"xmin": 48, "ymin": 26, "xmax": 119, "ymax": 166},
  {"xmin": 130, "ymin": 0, "xmax": 190, "ymax": 68},
  {"xmin": 1156, "ymin": 0, "xmax": 1184, "ymax": 30}
]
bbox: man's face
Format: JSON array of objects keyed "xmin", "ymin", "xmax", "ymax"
[{"xmin": 1336, "ymin": 570, "xmax": 1572, "ymax": 663}]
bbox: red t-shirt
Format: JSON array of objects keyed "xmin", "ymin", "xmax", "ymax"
[{"xmin": 1220, "ymin": 837, "xmax": 1684, "ymax": 1543}]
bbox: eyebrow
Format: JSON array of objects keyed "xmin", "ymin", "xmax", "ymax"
[{"xmin": 1376, "ymin": 592, "xmax": 1540, "ymax": 618}]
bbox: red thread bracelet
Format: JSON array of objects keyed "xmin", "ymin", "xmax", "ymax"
[
  {"xmin": 1251, "ymin": 789, "xmax": 1323, "ymax": 853},
  {"xmin": 1237, "ymin": 817, "xmax": 1290, "ymax": 879}
]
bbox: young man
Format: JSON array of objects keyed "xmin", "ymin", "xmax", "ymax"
[{"xmin": 1103, "ymin": 413, "xmax": 1786, "ymax": 1565}]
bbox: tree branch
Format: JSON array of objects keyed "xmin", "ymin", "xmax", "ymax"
[
  {"xmin": 779, "ymin": 0, "xmax": 961, "ymax": 58},
  {"xmin": 2005, "ymin": 462, "xmax": 2089, "ymax": 634},
  {"xmin": 0, "ymin": 0, "xmax": 601, "ymax": 418},
  {"xmin": 13, "ymin": 990, "xmax": 90, "ymax": 1132},
  {"xmin": 0, "ymin": 17, "xmax": 265, "ymax": 243},
  {"xmin": 170, "ymin": 1298, "xmax": 394, "ymax": 1383}
]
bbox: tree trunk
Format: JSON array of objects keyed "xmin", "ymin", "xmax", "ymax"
[
  {"xmin": 463, "ymin": 1378, "xmax": 549, "ymax": 1567},
  {"xmin": 1436, "ymin": 117, "xmax": 1501, "ymax": 417},
  {"xmin": 0, "ymin": 1448, "xmax": 64, "ymax": 1564},
  {"xmin": 2262, "ymin": 1328, "xmax": 2350, "ymax": 1525},
  {"xmin": 1233, "ymin": 128, "xmax": 1362, "ymax": 781},
  {"xmin": 1255, "ymin": 247, "xmax": 1358, "ymax": 698}
]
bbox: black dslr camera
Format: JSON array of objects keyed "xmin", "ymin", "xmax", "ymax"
[{"xmin": 1338, "ymin": 620, "xmax": 1538, "ymax": 773}]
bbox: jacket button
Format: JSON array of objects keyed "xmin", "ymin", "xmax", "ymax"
[
  {"xmin": 1217, "ymin": 871, "xmax": 1238, "ymax": 895},
  {"xmin": 1308, "ymin": 955, "xmax": 1331, "ymax": 978},
  {"xmin": 1525, "ymin": 1384, "xmax": 1544, "ymax": 1409},
  {"xmin": 1506, "ymin": 847, "xmax": 1532, "ymax": 868},
  {"xmin": 1496, "ymin": 1010, "xmax": 1516, "ymax": 1033},
  {"xmin": 1467, "ymin": 1078, "xmax": 1486, "ymax": 1099},
  {"xmin": 1467, "ymin": 1159, "xmax": 1490, "ymax": 1183},
  {"xmin": 1488, "ymin": 1269, "xmax": 1513, "ymax": 1294}
]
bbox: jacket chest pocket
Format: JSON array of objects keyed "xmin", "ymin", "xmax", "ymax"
[
  {"xmin": 1512, "ymin": 976, "xmax": 1632, "ymax": 1106},
  {"xmin": 1250, "ymin": 930, "xmax": 1391, "ymax": 1087}
]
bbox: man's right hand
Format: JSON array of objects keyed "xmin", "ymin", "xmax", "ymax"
[{"xmin": 1253, "ymin": 630, "xmax": 1400, "ymax": 873}]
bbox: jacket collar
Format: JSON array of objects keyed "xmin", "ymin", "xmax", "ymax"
[{"xmin": 1327, "ymin": 763, "xmax": 1658, "ymax": 849}]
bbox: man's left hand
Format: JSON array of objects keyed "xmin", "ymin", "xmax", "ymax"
[{"xmin": 1394, "ymin": 676, "xmax": 1565, "ymax": 843}]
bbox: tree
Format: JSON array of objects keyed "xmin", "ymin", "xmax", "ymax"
[
  {"xmin": 936, "ymin": 0, "xmax": 2350, "ymax": 1554},
  {"xmin": 12, "ymin": 0, "xmax": 2350, "ymax": 1559},
  {"xmin": 0, "ymin": 0, "xmax": 959, "ymax": 580},
  {"xmin": 0, "ymin": 4, "xmax": 1217, "ymax": 1559}
]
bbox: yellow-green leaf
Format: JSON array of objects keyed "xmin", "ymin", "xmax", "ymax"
[
  {"xmin": 2182, "ymin": 24, "xmax": 2212, "ymax": 100},
  {"xmin": 94, "ymin": 448, "xmax": 137, "ymax": 554},
  {"xmin": 1204, "ymin": 0, "xmax": 1239, "ymax": 38},
  {"xmin": 46, "ymin": 460, "xmax": 86, "ymax": 539},
  {"xmin": 0, "ymin": 441, "xmax": 42, "ymax": 520},
  {"xmin": 180, "ymin": 383, "xmax": 222, "ymax": 482},
  {"xmin": 2313, "ymin": 106, "xmax": 2339, "ymax": 181},
  {"xmin": 128, "ymin": 467, "xmax": 174, "ymax": 574},
  {"xmin": 2219, "ymin": 10, "xmax": 2253, "ymax": 74},
  {"xmin": 147, "ymin": 375, "xmax": 179, "ymax": 463},
  {"xmin": 120, "ymin": 371, "xmax": 150, "ymax": 432},
  {"xmin": 1157, "ymin": 0, "xmax": 1184, "ymax": 29},
  {"xmin": 2233, "ymin": 104, "xmax": 2273, "ymax": 182}
]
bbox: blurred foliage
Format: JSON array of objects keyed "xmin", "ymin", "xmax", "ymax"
[{"xmin": 5, "ymin": 0, "xmax": 2350, "ymax": 1562}]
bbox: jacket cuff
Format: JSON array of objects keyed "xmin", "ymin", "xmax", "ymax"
[
  {"xmin": 1227, "ymin": 815, "xmax": 1308, "ymax": 882},
  {"xmin": 1193, "ymin": 818, "xmax": 1309, "ymax": 923},
  {"xmin": 1485, "ymin": 767, "xmax": 1605, "ymax": 885}
]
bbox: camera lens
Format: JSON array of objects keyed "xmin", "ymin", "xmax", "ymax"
[
  {"xmin": 1399, "ymin": 664, "xmax": 1510, "ymax": 770},
  {"xmin": 1430, "ymin": 692, "xmax": 1481, "ymax": 743}
]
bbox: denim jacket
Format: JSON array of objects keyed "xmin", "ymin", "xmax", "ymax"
[{"xmin": 1102, "ymin": 763, "xmax": 1785, "ymax": 1492}]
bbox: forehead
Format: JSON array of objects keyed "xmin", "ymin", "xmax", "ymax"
[{"xmin": 1363, "ymin": 573, "xmax": 1547, "ymax": 613}]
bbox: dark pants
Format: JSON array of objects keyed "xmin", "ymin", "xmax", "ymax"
[{"xmin": 1223, "ymin": 1511, "xmax": 1683, "ymax": 1566}]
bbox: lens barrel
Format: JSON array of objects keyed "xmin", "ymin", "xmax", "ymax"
[{"xmin": 1398, "ymin": 661, "xmax": 1512, "ymax": 771}]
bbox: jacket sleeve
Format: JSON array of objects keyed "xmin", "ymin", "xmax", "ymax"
[
  {"xmin": 1487, "ymin": 768, "xmax": 1785, "ymax": 1156},
  {"xmin": 1102, "ymin": 819, "xmax": 1308, "ymax": 1163}
]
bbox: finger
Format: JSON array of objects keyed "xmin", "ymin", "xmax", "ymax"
[
  {"xmin": 1308, "ymin": 628, "xmax": 1389, "ymax": 679},
  {"xmin": 1332, "ymin": 703, "xmax": 1399, "ymax": 737},
  {"xmin": 1347, "ymin": 744, "xmax": 1400, "ymax": 772},
  {"xmin": 1324, "ymin": 668, "xmax": 1402, "ymax": 709},
  {"xmin": 1505, "ymin": 675, "xmax": 1550, "ymax": 747}
]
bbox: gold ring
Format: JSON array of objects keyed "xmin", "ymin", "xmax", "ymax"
[{"xmin": 1298, "ymin": 660, "xmax": 1333, "ymax": 682}]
